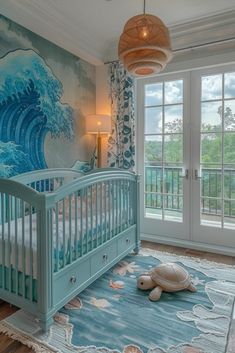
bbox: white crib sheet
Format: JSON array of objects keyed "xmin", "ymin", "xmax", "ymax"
[{"xmin": 0, "ymin": 211, "xmax": 120, "ymax": 278}]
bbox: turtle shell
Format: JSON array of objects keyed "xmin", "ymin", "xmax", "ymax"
[{"xmin": 150, "ymin": 263, "xmax": 191, "ymax": 292}]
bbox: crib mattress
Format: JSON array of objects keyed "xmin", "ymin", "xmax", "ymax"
[{"xmin": 0, "ymin": 213, "xmax": 118, "ymax": 278}]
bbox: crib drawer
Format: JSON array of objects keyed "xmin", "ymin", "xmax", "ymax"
[
  {"xmin": 53, "ymin": 258, "xmax": 90, "ymax": 304},
  {"xmin": 117, "ymin": 230, "xmax": 136, "ymax": 254},
  {"xmin": 91, "ymin": 242, "xmax": 117, "ymax": 275}
]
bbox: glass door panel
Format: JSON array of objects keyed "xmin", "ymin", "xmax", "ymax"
[
  {"xmin": 192, "ymin": 66, "xmax": 235, "ymax": 248},
  {"xmin": 144, "ymin": 79, "xmax": 184, "ymax": 222},
  {"xmin": 200, "ymin": 72, "xmax": 235, "ymax": 230},
  {"xmin": 138, "ymin": 72, "xmax": 190, "ymax": 241}
]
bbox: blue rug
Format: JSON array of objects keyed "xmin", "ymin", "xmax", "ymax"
[{"xmin": 0, "ymin": 249, "xmax": 235, "ymax": 353}]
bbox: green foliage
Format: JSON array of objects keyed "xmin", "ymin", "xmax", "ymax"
[{"xmin": 145, "ymin": 106, "xmax": 235, "ymax": 166}]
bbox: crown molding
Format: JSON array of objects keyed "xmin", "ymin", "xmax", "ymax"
[
  {"xmin": 0, "ymin": 0, "xmax": 104, "ymax": 65},
  {"xmin": 170, "ymin": 9, "xmax": 235, "ymax": 50},
  {"xmin": 1, "ymin": 1, "xmax": 235, "ymax": 66},
  {"xmin": 103, "ymin": 10, "xmax": 235, "ymax": 64}
]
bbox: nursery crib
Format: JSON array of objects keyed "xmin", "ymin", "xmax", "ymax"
[{"xmin": 0, "ymin": 168, "xmax": 140, "ymax": 331}]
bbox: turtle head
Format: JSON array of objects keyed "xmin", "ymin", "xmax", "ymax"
[{"xmin": 137, "ymin": 274, "xmax": 156, "ymax": 290}]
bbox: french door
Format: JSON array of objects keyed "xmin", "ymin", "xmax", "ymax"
[
  {"xmin": 191, "ymin": 66, "xmax": 235, "ymax": 248},
  {"xmin": 137, "ymin": 65, "xmax": 235, "ymax": 249},
  {"xmin": 137, "ymin": 72, "xmax": 191, "ymax": 241}
]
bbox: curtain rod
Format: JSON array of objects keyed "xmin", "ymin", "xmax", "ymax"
[{"xmin": 104, "ymin": 36, "xmax": 235, "ymax": 65}]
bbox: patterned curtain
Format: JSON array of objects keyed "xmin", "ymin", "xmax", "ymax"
[{"xmin": 107, "ymin": 61, "xmax": 135, "ymax": 170}]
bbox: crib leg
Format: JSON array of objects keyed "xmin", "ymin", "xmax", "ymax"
[
  {"xmin": 134, "ymin": 241, "xmax": 141, "ymax": 255},
  {"xmin": 40, "ymin": 316, "xmax": 53, "ymax": 332}
]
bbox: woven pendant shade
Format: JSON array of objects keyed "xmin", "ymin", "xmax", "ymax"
[{"xmin": 118, "ymin": 14, "xmax": 172, "ymax": 76}]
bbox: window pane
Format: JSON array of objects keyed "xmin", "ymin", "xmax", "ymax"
[
  {"xmin": 164, "ymin": 105, "xmax": 183, "ymax": 133},
  {"xmin": 145, "ymin": 135, "xmax": 162, "ymax": 165},
  {"xmin": 164, "ymin": 167, "xmax": 183, "ymax": 195},
  {"xmin": 201, "ymin": 197, "xmax": 222, "ymax": 227},
  {"xmin": 201, "ymin": 133, "xmax": 222, "ymax": 164},
  {"xmin": 145, "ymin": 167, "xmax": 162, "ymax": 193},
  {"xmin": 164, "ymin": 196, "xmax": 182, "ymax": 222},
  {"xmin": 201, "ymin": 74, "xmax": 222, "ymax": 101},
  {"xmin": 145, "ymin": 107, "xmax": 162, "ymax": 134},
  {"xmin": 224, "ymin": 72, "xmax": 235, "ymax": 99},
  {"xmin": 164, "ymin": 80, "xmax": 183, "ymax": 104},
  {"xmin": 224, "ymin": 168, "xmax": 235, "ymax": 199},
  {"xmin": 201, "ymin": 167, "xmax": 221, "ymax": 198},
  {"xmin": 224, "ymin": 200, "xmax": 235, "ymax": 229},
  {"xmin": 201, "ymin": 101, "xmax": 222, "ymax": 132},
  {"xmin": 145, "ymin": 193, "xmax": 162, "ymax": 219},
  {"xmin": 164, "ymin": 135, "xmax": 183, "ymax": 163},
  {"xmin": 224, "ymin": 100, "xmax": 235, "ymax": 131},
  {"xmin": 145, "ymin": 83, "xmax": 163, "ymax": 106},
  {"xmin": 224, "ymin": 133, "xmax": 235, "ymax": 164}
]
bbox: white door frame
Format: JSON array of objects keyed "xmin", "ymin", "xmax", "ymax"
[
  {"xmin": 136, "ymin": 71, "xmax": 191, "ymax": 241},
  {"xmin": 191, "ymin": 63, "xmax": 235, "ymax": 248}
]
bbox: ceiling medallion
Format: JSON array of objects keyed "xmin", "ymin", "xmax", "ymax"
[{"xmin": 118, "ymin": 0, "xmax": 173, "ymax": 77}]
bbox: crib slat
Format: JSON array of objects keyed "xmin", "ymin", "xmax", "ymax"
[
  {"xmin": 112, "ymin": 181, "xmax": 115, "ymax": 238},
  {"xmin": 120, "ymin": 181, "xmax": 123, "ymax": 233},
  {"xmin": 85, "ymin": 188, "xmax": 88, "ymax": 254},
  {"xmin": 1, "ymin": 194, "xmax": 5, "ymax": 290},
  {"xmin": 14, "ymin": 198, "xmax": 19, "ymax": 296},
  {"xmin": 95, "ymin": 183, "xmax": 98, "ymax": 248},
  {"xmin": 104, "ymin": 182, "xmax": 107, "ymax": 243},
  {"xmin": 21, "ymin": 200, "xmax": 26, "ymax": 299},
  {"xmin": 29, "ymin": 205, "xmax": 33, "ymax": 301},
  {"xmin": 100, "ymin": 182, "xmax": 103, "ymax": 245},
  {"xmin": 127, "ymin": 181, "xmax": 130, "ymax": 227},
  {"xmin": 123, "ymin": 181, "xmax": 127, "ymax": 230},
  {"xmin": 75, "ymin": 192, "xmax": 78, "ymax": 260},
  {"xmin": 108, "ymin": 181, "xmax": 111, "ymax": 240},
  {"xmin": 90, "ymin": 186, "xmax": 93, "ymax": 251},
  {"xmin": 115, "ymin": 180, "xmax": 118, "ymax": 235},
  {"xmin": 55, "ymin": 203, "xmax": 59, "ymax": 272},
  {"xmin": 69, "ymin": 195, "xmax": 72, "ymax": 264},
  {"xmin": 8, "ymin": 196, "xmax": 12, "ymax": 293},
  {"xmin": 62, "ymin": 199, "xmax": 66, "ymax": 268},
  {"xmin": 80, "ymin": 190, "xmax": 83, "ymax": 257}
]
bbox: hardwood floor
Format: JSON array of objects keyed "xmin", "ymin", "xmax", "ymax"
[{"xmin": 0, "ymin": 241, "xmax": 234, "ymax": 353}]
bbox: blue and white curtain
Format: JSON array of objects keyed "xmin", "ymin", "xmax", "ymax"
[{"xmin": 107, "ymin": 61, "xmax": 135, "ymax": 171}]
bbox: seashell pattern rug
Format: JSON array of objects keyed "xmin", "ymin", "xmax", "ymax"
[{"xmin": 0, "ymin": 248, "xmax": 235, "ymax": 353}]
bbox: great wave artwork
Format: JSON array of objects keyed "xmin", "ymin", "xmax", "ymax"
[{"xmin": 0, "ymin": 49, "xmax": 74, "ymax": 177}]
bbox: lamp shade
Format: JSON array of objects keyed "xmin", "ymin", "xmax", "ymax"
[
  {"xmin": 118, "ymin": 14, "xmax": 172, "ymax": 77},
  {"xmin": 85, "ymin": 114, "xmax": 111, "ymax": 134}
]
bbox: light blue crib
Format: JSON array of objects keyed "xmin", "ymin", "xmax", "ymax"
[{"xmin": 0, "ymin": 168, "xmax": 140, "ymax": 331}]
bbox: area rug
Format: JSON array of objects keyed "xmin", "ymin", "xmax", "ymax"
[{"xmin": 0, "ymin": 248, "xmax": 235, "ymax": 353}]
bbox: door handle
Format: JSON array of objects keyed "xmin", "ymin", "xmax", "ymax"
[
  {"xmin": 194, "ymin": 169, "xmax": 202, "ymax": 180},
  {"xmin": 179, "ymin": 169, "xmax": 189, "ymax": 179}
]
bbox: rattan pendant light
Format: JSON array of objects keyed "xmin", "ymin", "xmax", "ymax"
[{"xmin": 118, "ymin": 0, "xmax": 172, "ymax": 76}]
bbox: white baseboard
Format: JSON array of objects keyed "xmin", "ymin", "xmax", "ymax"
[{"xmin": 141, "ymin": 233, "xmax": 235, "ymax": 257}]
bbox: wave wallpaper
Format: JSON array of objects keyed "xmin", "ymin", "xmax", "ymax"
[{"xmin": 0, "ymin": 14, "xmax": 96, "ymax": 177}]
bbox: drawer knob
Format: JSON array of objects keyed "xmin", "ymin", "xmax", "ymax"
[
  {"xmin": 126, "ymin": 238, "xmax": 130, "ymax": 244},
  {"xmin": 70, "ymin": 276, "xmax": 77, "ymax": 284},
  {"xmin": 103, "ymin": 254, "xmax": 108, "ymax": 262}
]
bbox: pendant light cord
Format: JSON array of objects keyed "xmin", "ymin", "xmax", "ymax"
[{"xmin": 143, "ymin": 0, "xmax": 146, "ymax": 14}]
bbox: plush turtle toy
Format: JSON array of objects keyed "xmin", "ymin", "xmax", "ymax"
[{"xmin": 137, "ymin": 262, "xmax": 197, "ymax": 301}]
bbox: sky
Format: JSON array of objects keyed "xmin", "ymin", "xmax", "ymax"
[{"xmin": 144, "ymin": 73, "xmax": 235, "ymax": 136}]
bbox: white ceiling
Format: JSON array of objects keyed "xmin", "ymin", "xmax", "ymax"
[{"xmin": 1, "ymin": 0, "xmax": 235, "ymax": 65}]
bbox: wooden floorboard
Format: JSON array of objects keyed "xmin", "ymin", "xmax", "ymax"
[{"xmin": 0, "ymin": 241, "xmax": 234, "ymax": 352}]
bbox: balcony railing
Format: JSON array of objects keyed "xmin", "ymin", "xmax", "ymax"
[{"xmin": 145, "ymin": 165, "xmax": 235, "ymax": 218}]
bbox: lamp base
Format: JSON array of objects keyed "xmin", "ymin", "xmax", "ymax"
[{"xmin": 97, "ymin": 134, "xmax": 102, "ymax": 168}]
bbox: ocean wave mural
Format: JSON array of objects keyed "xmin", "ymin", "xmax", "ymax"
[{"xmin": 0, "ymin": 49, "xmax": 74, "ymax": 177}]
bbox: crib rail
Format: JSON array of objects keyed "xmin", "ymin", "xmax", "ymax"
[
  {"xmin": 0, "ymin": 179, "xmax": 43, "ymax": 305},
  {"xmin": 51, "ymin": 171, "xmax": 137, "ymax": 272},
  {"xmin": 12, "ymin": 168, "xmax": 83, "ymax": 193}
]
